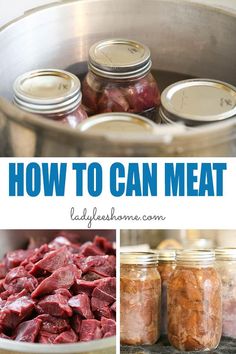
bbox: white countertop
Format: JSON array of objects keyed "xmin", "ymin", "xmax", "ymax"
[{"xmin": 0, "ymin": 0, "xmax": 236, "ymax": 27}]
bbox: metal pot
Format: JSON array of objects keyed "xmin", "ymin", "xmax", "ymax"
[
  {"xmin": 0, "ymin": 230, "xmax": 116, "ymax": 354},
  {"xmin": 0, "ymin": 0, "xmax": 236, "ymax": 157}
]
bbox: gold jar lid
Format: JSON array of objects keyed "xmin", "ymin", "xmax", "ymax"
[
  {"xmin": 77, "ymin": 112, "xmax": 156, "ymax": 135},
  {"xmin": 88, "ymin": 38, "xmax": 152, "ymax": 79},
  {"xmin": 120, "ymin": 252, "xmax": 158, "ymax": 265},
  {"xmin": 160, "ymin": 79, "xmax": 236, "ymax": 125},
  {"xmin": 215, "ymin": 248, "xmax": 236, "ymax": 261},
  {"xmin": 13, "ymin": 69, "xmax": 82, "ymax": 114}
]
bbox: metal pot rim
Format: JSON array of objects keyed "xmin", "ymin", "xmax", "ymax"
[{"xmin": 0, "ymin": 0, "xmax": 236, "ymax": 34}]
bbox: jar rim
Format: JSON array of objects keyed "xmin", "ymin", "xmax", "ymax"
[
  {"xmin": 13, "ymin": 69, "xmax": 82, "ymax": 114},
  {"xmin": 215, "ymin": 248, "xmax": 236, "ymax": 260},
  {"xmin": 176, "ymin": 249, "xmax": 215, "ymax": 263},
  {"xmin": 120, "ymin": 252, "xmax": 158, "ymax": 265},
  {"xmin": 88, "ymin": 38, "xmax": 152, "ymax": 79},
  {"xmin": 156, "ymin": 249, "xmax": 176, "ymax": 261},
  {"xmin": 160, "ymin": 79, "xmax": 236, "ymax": 124}
]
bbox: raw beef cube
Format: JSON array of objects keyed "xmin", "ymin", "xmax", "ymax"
[
  {"xmin": 75, "ymin": 256, "xmax": 115, "ymax": 277},
  {"xmin": 38, "ymin": 330, "xmax": 57, "ymax": 344},
  {"xmin": 73, "ymin": 279, "xmax": 104, "ymax": 296},
  {"xmin": 80, "ymin": 319, "xmax": 102, "ymax": 341},
  {"xmin": 5, "ymin": 250, "xmax": 34, "ymax": 269},
  {"xmin": 4, "ymin": 266, "xmax": 38, "ymax": 294},
  {"xmin": 4, "ymin": 267, "xmax": 28, "ymax": 284},
  {"xmin": 53, "ymin": 328, "xmax": 78, "ymax": 344},
  {"xmin": 0, "ymin": 296, "xmax": 35, "ymax": 329},
  {"xmin": 78, "ymin": 242, "xmax": 104, "ymax": 257},
  {"xmin": 32, "ymin": 265, "xmax": 77, "ymax": 298},
  {"xmin": 94, "ymin": 306, "xmax": 113, "ymax": 320},
  {"xmin": 101, "ymin": 317, "xmax": 116, "ymax": 338},
  {"xmin": 15, "ymin": 318, "xmax": 42, "ymax": 342},
  {"xmin": 92, "ymin": 277, "xmax": 116, "ymax": 303},
  {"xmin": 68, "ymin": 293, "xmax": 93, "ymax": 319},
  {"xmin": 31, "ymin": 246, "xmax": 70, "ymax": 274},
  {"xmin": 36, "ymin": 293, "xmax": 73, "ymax": 317},
  {"xmin": 91, "ymin": 297, "xmax": 110, "ymax": 312},
  {"xmin": 27, "ymin": 244, "xmax": 50, "ymax": 264},
  {"xmin": 37, "ymin": 314, "xmax": 70, "ymax": 334}
]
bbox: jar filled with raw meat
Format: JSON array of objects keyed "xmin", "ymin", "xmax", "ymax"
[
  {"xmin": 13, "ymin": 69, "xmax": 87, "ymax": 128},
  {"xmin": 120, "ymin": 252, "xmax": 161, "ymax": 345},
  {"xmin": 168, "ymin": 250, "xmax": 222, "ymax": 351},
  {"xmin": 157, "ymin": 249, "xmax": 176, "ymax": 335},
  {"xmin": 82, "ymin": 39, "xmax": 161, "ymax": 121},
  {"xmin": 215, "ymin": 248, "xmax": 236, "ymax": 338}
]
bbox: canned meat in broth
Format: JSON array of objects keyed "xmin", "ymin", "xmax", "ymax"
[{"xmin": 82, "ymin": 39, "xmax": 161, "ymax": 121}]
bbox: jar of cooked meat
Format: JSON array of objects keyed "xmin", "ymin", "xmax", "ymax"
[
  {"xmin": 82, "ymin": 39, "xmax": 160, "ymax": 121},
  {"xmin": 168, "ymin": 250, "xmax": 222, "ymax": 351},
  {"xmin": 120, "ymin": 252, "xmax": 161, "ymax": 345},
  {"xmin": 157, "ymin": 249, "xmax": 176, "ymax": 335},
  {"xmin": 215, "ymin": 248, "xmax": 236, "ymax": 338},
  {"xmin": 13, "ymin": 69, "xmax": 87, "ymax": 128}
]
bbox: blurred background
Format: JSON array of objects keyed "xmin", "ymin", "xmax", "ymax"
[
  {"xmin": 1, "ymin": 0, "xmax": 236, "ymax": 27},
  {"xmin": 120, "ymin": 230, "xmax": 236, "ymax": 251}
]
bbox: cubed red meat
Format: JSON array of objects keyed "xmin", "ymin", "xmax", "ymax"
[
  {"xmin": 53, "ymin": 328, "xmax": 78, "ymax": 344},
  {"xmin": 30, "ymin": 246, "xmax": 71, "ymax": 275},
  {"xmin": 36, "ymin": 293, "xmax": 73, "ymax": 317},
  {"xmin": 38, "ymin": 330, "xmax": 57, "ymax": 344},
  {"xmin": 74, "ymin": 255, "xmax": 115, "ymax": 277},
  {"xmin": 0, "ymin": 234, "xmax": 116, "ymax": 344},
  {"xmin": 78, "ymin": 242, "xmax": 104, "ymax": 257},
  {"xmin": 32, "ymin": 265, "xmax": 77, "ymax": 298},
  {"xmin": 80, "ymin": 319, "xmax": 102, "ymax": 341},
  {"xmin": 0, "ymin": 296, "xmax": 35, "ymax": 329},
  {"xmin": 68, "ymin": 293, "xmax": 93, "ymax": 319},
  {"xmin": 5, "ymin": 250, "xmax": 34, "ymax": 269},
  {"xmin": 15, "ymin": 318, "xmax": 42, "ymax": 342},
  {"xmin": 37, "ymin": 314, "xmax": 70, "ymax": 334},
  {"xmin": 101, "ymin": 317, "xmax": 116, "ymax": 338}
]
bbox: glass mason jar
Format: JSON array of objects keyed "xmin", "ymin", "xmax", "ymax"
[
  {"xmin": 120, "ymin": 252, "xmax": 161, "ymax": 345},
  {"xmin": 159, "ymin": 79, "xmax": 236, "ymax": 127},
  {"xmin": 168, "ymin": 250, "xmax": 222, "ymax": 351},
  {"xmin": 82, "ymin": 39, "xmax": 161, "ymax": 121},
  {"xmin": 13, "ymin": 69, "xmax": 87, "ymax": 128},
  {"xmin": 157, "ymin": 250, "xmax": 176, "ymax": 335},
  {"xmin": 215, "ymin": 248, "xmax": 236, "ymax": 338}
]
